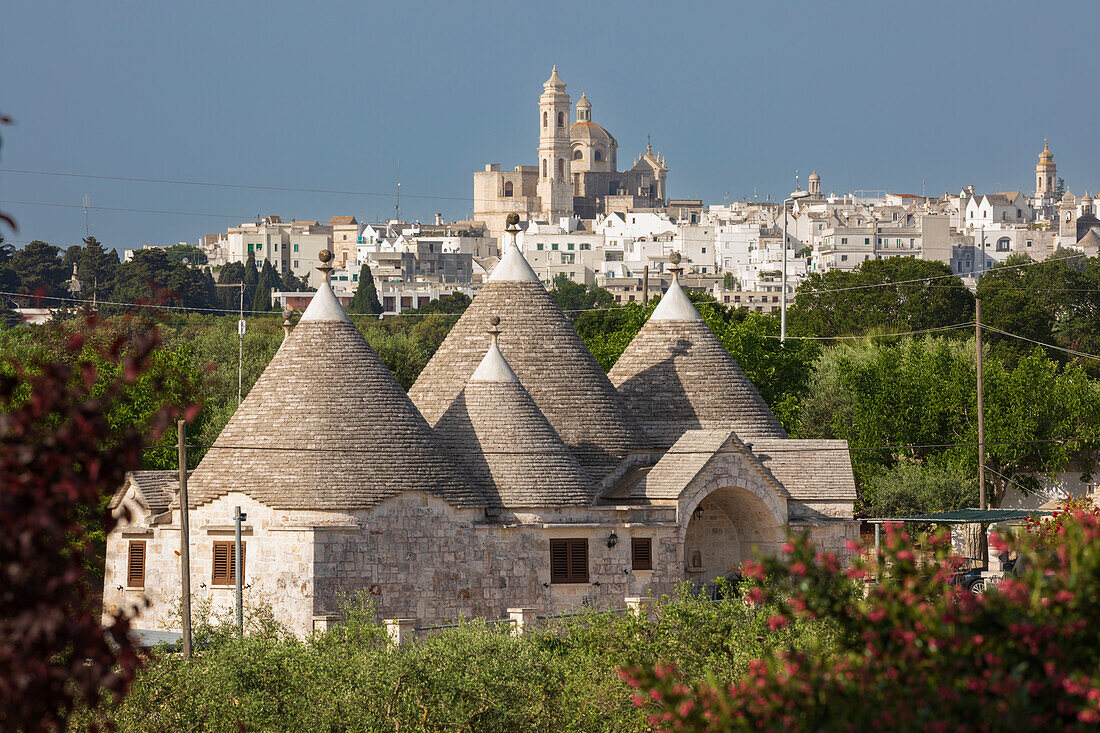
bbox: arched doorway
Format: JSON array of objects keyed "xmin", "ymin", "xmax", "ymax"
[{"xmin": 681, "ymin": 485, "xmax": 784, "ymax": 584}]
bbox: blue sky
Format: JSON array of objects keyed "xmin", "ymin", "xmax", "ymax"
[{"xmin": 2, "ymin": 1, "xmax": 1097, "ymax": 252}]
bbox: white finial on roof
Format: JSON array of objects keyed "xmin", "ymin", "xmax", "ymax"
[
  {"xmin": 299, "ymin": 251, "xmax": 352, "ymax": 323},
  {"xmin": 488, "ymin": 213, "xmax": 541, "ymax": 283},
  {"xmin": 470, "ymin": 315, "xmax": 518, "ymax": 382},
  {"xmin": 651, "ymin": 252, "xmax": 703, "ymax": 322}
]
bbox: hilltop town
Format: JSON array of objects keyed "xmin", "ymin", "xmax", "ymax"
[{"xmin": 156, "ymin": 69, "xmax": 1099, "ymax": 317}]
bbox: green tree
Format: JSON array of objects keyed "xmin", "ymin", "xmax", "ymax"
[
  {"xmin": 111, "ymin": 248, "xmax": 218, "ymax": 310},
  {"xmin": 401, "ymin": 292, "xmax": 470, "ymax": 315},
  {"xmin": 77, "ymin": 236, "xmax": 120, "ymax": 300},
  {"xmin": 0, "ymin": 236, "xmax": 19, "ymax": 295},
  {"xmin": 252, "ymin": 259, "xmax": 279, "ymax": 312},
  {"xmin": 164, "ymin": 243, "xmax": 207, "ymax": 265},
  {"xmin": 789, "ymin": 258, "xmax": 974, "ymax": 337},
  {"xmin": 347, "ymin": 264, "xmax": 382, "ymax": 315},
  {"xmin": 550, "ymin": 273, "xmax": 614, "ymax": 314},
  {"xmin": 798, "ymin": 336, "xmax": 1100, "ymax": 511},
  {"xmin": 975, "ymin": 252, "xmax": 1100, "ymax": 372},
  {"xmin": 11, "ymin": 240, "xmax": 67, "ymax": 298}
]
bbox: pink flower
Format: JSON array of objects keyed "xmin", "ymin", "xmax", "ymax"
[{"xmin": 768, "ymin": 615, "xmax": 789, "ymax": 631}]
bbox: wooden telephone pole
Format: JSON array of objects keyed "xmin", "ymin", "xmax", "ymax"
[
  {"xmin": 177, "ymin": 420, "xmax": 193, "ymax": 658},
  {"xmin": 976, "ymin": 298, "xmax": 986, "ymax": 511}
]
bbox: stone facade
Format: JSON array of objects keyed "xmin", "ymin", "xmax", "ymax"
[
  {"xmin": 103, "ymin": 246, "xmax": 859, "ymax": 637},
  {"xmin": 105, "ymin": 490, "xmax": 685, "ymax": 637}
]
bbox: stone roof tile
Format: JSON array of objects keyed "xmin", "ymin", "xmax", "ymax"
[
  {"xmin": 187, "ymin": 318, "xmax": 480, "ymax": 510},
  {"xmin": 410, "ymin": 250, "xmax": 645, "ymax": 480}
]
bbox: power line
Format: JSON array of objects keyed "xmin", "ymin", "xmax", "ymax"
[
  {"xmin": 140, "ymin": 435, "xmax": 1099, "ymax": 456},
  {"xmin": 982, "ymin": 325, "xmax": 1100, "ymax": 362},
  {"xmin": 0, "ymin": 199, "xmax": 249, "ymax": 220},
  {"xmin": 797, "ymin": 253, "xmax": 1087, "ymax": 296},
  {"xmin": 780, "ymin": 322, "xmax": 974, "ymax": 341},
  {"xmin": 0, "ymin": 168, "xmax": 472, "ymax": 203}
]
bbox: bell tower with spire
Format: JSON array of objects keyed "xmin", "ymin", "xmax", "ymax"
[
  {"xmin": 537, "ymin": 66, "xmax": 573, "ymax": 221},
  {"xmin": 1035, "ymin": 139, "xmax": 1057, "ymax": 219}
]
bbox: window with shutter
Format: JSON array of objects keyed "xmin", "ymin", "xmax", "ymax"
[
  {"xmin": 550, "ymin": 538, "xmax": 588, "ymax": 584},
  {"xmin": 212, "ymin": 541, "xmax": 245, "ymax": 586},
  {"xmin": 631, "ymin": 537, "xmax": 653, "ymax": 571},
  {"xmin": 126, "ymin": 540, "xmax": 146, "ymax": 588}
]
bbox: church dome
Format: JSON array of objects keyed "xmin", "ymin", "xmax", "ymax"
[
  {"xmin": 808, "ymin": 171, "xmax": 820, "ymax": 182},
  {"xmin": 1062, "ymin": 190, "xmax": 1076, "ymax": 203},
  {"xmin": 570, "ymin": 120, "xmax": 615, "ymax": 145}
]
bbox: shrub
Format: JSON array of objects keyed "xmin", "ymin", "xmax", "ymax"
[{"xmin": 629, "ymin": 515, "xmax": 1100, "ymax": 730}]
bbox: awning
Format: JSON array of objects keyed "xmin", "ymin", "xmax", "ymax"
[{"xmin": 865, "ymin": 508, "xmax": 1050, "ymax": 525}]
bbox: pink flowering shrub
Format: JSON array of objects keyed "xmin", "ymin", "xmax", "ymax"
[
  {"xmin": 1025, "ymin": 494, "xmax": 1098, "ymax": 551},
  {"xmin": 627, "ymin": 514, "xmax": 1100, "ymax": 731}
]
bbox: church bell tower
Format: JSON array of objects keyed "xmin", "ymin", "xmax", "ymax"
[{"xmin": 537, "ymin": 66, "xmax": 573, "ymax": 221}]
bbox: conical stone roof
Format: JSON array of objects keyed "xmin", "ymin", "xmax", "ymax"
[
  {"xmin": 187, "ymin": 277, "xmax": 480, "ymax": 511},
  {"xmin": 435, "ymin": 328, "xmax": 595, "ymax": 506},
  {"xmin": 409, "ymin": 242, "xmax": 645, "ymax": 480},
  {"xmin": 608, "ymin": 264, "xmax": 787, "ymax": 449}
]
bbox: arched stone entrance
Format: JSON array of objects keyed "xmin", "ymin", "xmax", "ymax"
[{"xmin": 681, "ymin": 486, "xmax": 785, "ymax": 583}]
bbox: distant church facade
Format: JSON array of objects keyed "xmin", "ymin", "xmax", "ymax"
[
  {"xmin": 474, "ymin": 67, "xmax": 669, "ymax": 239},
  {"xmin": 103, "ymin": 243, "xmax": 857, "ymax": 637}
]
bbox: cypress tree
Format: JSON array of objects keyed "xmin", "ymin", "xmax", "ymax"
[
  {"xmin": 347, "ymin": 264, "xmax": 382, "ymax": 314},
  {"xmin": 252, "ymin": 259, "xmax": 279, "ymax": 312}
]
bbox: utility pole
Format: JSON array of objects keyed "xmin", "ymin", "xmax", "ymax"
[
  {"xmin": 976, "ymin": 297, "xmax": 989, "ymax": 567},
  {"xmin": 643, "ymin": 265, "xmax": 649, "ymax": 307},
  {"xmin": 216, "ymin": 282, "xmax": 246, "ymax": 405},
  {"xmin": 234, "ymin": 506, "xmax": 246, "ymax": 634},
  {"xmin": 976, "ymin": 298, "xmax": 986, "ymax": 511},
  {"xmin": 177, "ymin": 421, "xmax": 193, "ymax": 659}
]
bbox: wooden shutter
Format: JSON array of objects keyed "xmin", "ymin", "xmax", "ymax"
[
  {"xmin": 551, "ymin": 538, "xmax": 588, "ymax": 583},
  {"xmin": 568, "ymin": 539, "xmax": 589, "ymax": 583},
  {"xmin": 212, "ymin": 542, "xmax": 230, "ymax": 585},
  {"xmin": 126, "ymin": 540, "xmax": 146, "ymax": 588},
  {"xmin": 631, "ymin": 537, "xmax": 653, "ymax": 571},
  {"xmin": 550, "ymin": 539, "xmax": 570, "ymax": 584},
  {"xmin": 212, "ymin": 542, "xmax": 245, "ymax": 585}
]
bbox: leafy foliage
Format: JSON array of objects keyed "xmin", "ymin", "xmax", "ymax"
[
  {"xmin": 347, "ymin": 264, "xmax": 381, "ymax": 315},
  {"xmin": 575, "ymin": 290, "xmax": 819, "ymax": 430},
  {"xmin": 789, "ymin": 257, "xmax": 973, "ymax": 337},
  {"xmin": 798, "ymin": 336, "xmax": 1100, "ymax": 512},
  {"xmin": 630, "ymin": 514, "xmax": 1100, "ymax": 730},
  {"xmin": 75, "ymin": 585, "xmax": 828, "ymax": 732},
  {"xmin": 0, "ymin": 312, "xmax": 195, "ymax": 732}
]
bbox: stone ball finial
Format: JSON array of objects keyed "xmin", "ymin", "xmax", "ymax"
[
  {"xmin": 489, "ymin": 315, "xmax": 501, "ymax": 327},
  {"xmin": 282, "ymin": 307, "xmax": 293, "ymax": 320},
  {"xmin": 506, "ymin": 213, "xmax": 520, "ymax": 227},
  {"xmin": 318, "ymin": 249, "xmax": 333, "ymax": 264},
  {"xmin": 669, "ymin": 251, "xmax": 682, "ymax": 265}
]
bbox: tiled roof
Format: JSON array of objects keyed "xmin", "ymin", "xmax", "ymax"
[
  {"xmin": 186, "ymin": 291, "xmax": 480, "ymax": 511},
  {"xmin": 435, "ymin": 375, "xmax": 595, "ymax": 507},
  {"xmin": 632, "ymin": 429, "xmax": 788, "ymax": 501},
  {"xmin": 749, "ymin": 439, "xmax": 856, "ymax": 502},
  {"xmin": 111, "ymin": 470, "xmax": 179, "ymax": 513},
  {"xmin": 328, "ymin": 216, "xmax": 358, "ymax": 226},
  {"xmin": 609, "ymin": 294, "xmax": 787, "ymax": 448},
  {"xmin": 409, "ymin": 250, "xmax": 645, "ymax": 481}
]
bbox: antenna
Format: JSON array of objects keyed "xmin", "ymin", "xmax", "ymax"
[
  {"xmin": 795, "ymin": 169, "xmax": 800, "ymax": 191},
  {"xmin": 394, "ymin": 161, "xmax": 401, "ymax": 222},
  {"xmin": 83, "ymin": 194, "xmax": 90, "ymax": 236}
]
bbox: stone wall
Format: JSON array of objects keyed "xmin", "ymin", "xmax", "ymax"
[{"xmin": 314, "ymin": 492, "xmax": 683, "ymax": 631}]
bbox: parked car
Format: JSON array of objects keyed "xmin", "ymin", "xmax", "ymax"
[{"xmin": 950, "ymin": 557, "xmax": 1017, "ymax": 594}]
